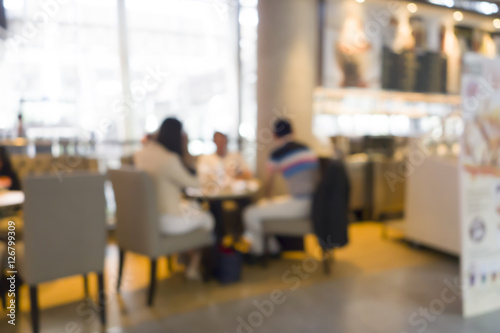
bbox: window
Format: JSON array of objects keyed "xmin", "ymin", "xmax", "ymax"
[
  {"xmin": 0, "ymin": 0, "xmax": 120, "ymax": 141},
  {"xmin": 125, "ymin": 0, "xmax": 239, "ymax": 155},
  {"xmin": 0, "ymin": 0, "xmax": 258, "ymax": 162}
]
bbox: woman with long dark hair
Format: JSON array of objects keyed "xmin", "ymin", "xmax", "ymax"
[
  {"xmin": 0, "ymin": 146, "xmax": 21, "ymax": 191},
  {"xmin": 134, "ymin": 118, "xmax": 214, "ymax": 280},
  {"xmin": 156, "ymin": 118, "xmax": 196, "ymax": 174}
]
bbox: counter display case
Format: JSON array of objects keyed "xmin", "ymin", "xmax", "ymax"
[
  {"xmin": 314, "ymin": 88, "xmax": 462, "ymax": 223},
  {"xmin": 313, "ymin": 88, "xmax": 461, "ymax": 138},
  {"xmin": 400, "ymin": 112, "xmax": 462, "ymax": 255}
]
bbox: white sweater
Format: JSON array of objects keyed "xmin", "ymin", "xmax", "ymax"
[{"xmin": 134, "ymin": 141, "xmax": 200, "ymax": 216}]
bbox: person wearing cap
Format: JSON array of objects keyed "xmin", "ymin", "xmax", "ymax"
[{"xmin": 243, "ymin": 119, "xmax": 319, "ymax": 256}]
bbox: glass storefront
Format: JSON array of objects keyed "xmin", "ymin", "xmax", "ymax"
[{"xmin": 0, "ymin": 0, "xmax": 257, "ymax": 159}]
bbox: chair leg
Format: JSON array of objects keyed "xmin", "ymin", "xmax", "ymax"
[
  {"xmin": 321, "ymin": 248, "xmax": 332, "ymax": 276},
  {"xmin": 0, "ymin": 270, "xmax": 5, "ymax": 309},
  {"xmin": 83, "ymin": 274, "xmax": 89, "ymax": 298},
  {"xmin": 168, "ymin": 255, "xmax": 175, "ymax": 274},
  {"xmin": 14, "ymin": 274, "xmax": 21, "ymax": 313},
  {"xmin": 117, "ymin": 249, "xmax": 125, "ymax": 292},
  {"xmin": 147, "ymin": 258, "xmax": 158, "ymax": 307},
  {"xmin": 97, "ymin": 272, "xmax": 106, "ymax": 326},
  {"xmin": 323, "ymin": 255, "xmax": 331, "ymax": 275},
  {"xmin": 262, "ymin": 234, "xmax": 270, "ymax": 268},
  {"xmin": 30, "ymin": 285, "xmax": 40, "ymax": 333},
  {"xmin": 381, "ymin": 221, "xmax": 388, "ymax": 239}
]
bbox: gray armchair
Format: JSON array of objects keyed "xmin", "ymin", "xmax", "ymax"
[
  {"xmin": 20, "ymin": 173, "xmax": 108, "ymax": 333},
  {"xmin": 108, "ymin": 168, "xmax": 213, "ymax": 307}
]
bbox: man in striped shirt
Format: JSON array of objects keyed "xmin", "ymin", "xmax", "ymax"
[{"xmin": 243, "ymin": 119, "xmax": 319, "ymax": 256}]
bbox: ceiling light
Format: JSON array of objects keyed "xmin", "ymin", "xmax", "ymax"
[
  {"xmin": 453, "ymin": 11, "xmax": 464, "ymax": 21},
  {"xmin": 494, "ymin": 18, "xmax": 500, "ymax": 29},
  {"xmin": 407, "ymin": 3, "xmax": 418, "ymax": 13}
]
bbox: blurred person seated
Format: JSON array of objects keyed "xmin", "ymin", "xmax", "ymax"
[
  {"xmin": 134, "ymin": 118, "xmax": 214, "ymax": 280},
  {"xmin": 243, "ymin": 119, "xmax": 319, "ymax": 257},
  {"xmin": 0, "ymin": 146, "xmax": 21, "ymax": 191},
  {"xmin": 197, "ymin": 132, "xmax": 252, "ymax": 186},
  {"xmin": 197, "ymin": 132, "xmax": 252, "ymax": 239}
]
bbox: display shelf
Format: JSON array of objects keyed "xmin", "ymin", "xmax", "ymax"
[{"xmin": 314, "ymin": 87, "xmax": 461, "ymax": 118}]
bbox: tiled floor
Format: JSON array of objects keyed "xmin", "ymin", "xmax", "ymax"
[{"xmin": 1, "ymin": 223, "xmax": 499, "ymax": 332}]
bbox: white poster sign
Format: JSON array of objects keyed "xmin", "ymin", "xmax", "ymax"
[{"xmin": 460, "ymin": 53, "xmax": 500, "ymax": 317}]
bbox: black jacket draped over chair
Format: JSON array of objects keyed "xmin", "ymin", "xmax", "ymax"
[{"xmin": 312, "ymin": 159, "xmax": 350, "ymax": 250}]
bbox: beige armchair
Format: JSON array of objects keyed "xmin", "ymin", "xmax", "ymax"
[
  {"xmin": 21, "ymin": 174, "xmax": 108, "ymax": 333},
  {"xmin": 108, "ymin": 169, "xmax": 213, "ymax": 307}
]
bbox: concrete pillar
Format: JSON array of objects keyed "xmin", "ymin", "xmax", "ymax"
[
  {"xmin": 256, "ymin": 0, "xmax": 318, "ymax": 190},
  {"xmin": 117, "ymin": 0, "xmax": 136, "ymax": 141}
]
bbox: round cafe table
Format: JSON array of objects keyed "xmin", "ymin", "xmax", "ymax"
[
  {"xmin": 185, "ymin": 179, "xmax": 260, "ymax": 240},
  {"xmin": 0, "ymin": 191, "xmax": 25, "ymax": 242},
  {"xmin": 185, "ymin": 179, "xmax": 260, "ymax": 201},
  {"xmin": 0, "ymin": 191, "xmax": 24, "ymax": 210}
]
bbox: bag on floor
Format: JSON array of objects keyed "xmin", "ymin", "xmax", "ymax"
[{"xmin": 214, "ymin": 246, "xmax": 242, "ymax": 284}]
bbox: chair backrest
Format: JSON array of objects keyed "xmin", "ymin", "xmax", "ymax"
[
  {"xmin": 23, "ymin": 173, "xmax": 107, "ymax": 285},
  {"xmin": 108, "ymin": 168, "xmax": 159, "ymax": 256},
  {"xmin": 11, "ymin": 154, "xmax": 99, "ymax": 180}
]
